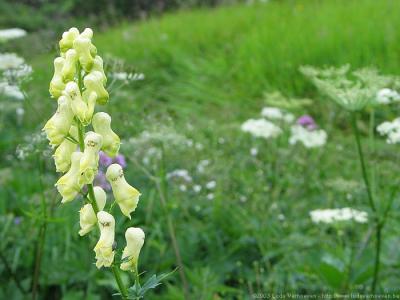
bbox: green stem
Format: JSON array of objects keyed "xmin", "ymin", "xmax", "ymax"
[
  {"xmin": 351, "ymin": 112, "xmax": 381, "ymax": 292},
  {"xmin": 76, "ymin": 65, "xmax": 128, "ymax": 299},
  {"xmin": 112, "ymin": 265, "xmax": 129, "ymax": 300},
  {"xmin": 351, "ymin": 113, "xmax": 376, "ymax": 212}
]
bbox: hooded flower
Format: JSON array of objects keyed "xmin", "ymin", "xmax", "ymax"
[
  {"xmin": 106, "ymin": 163, "xmax": 141, "ymax": 218},
  {"xmin": 59, "ymin": 27, "xmax": 80, "ymax": 54},
  {"xmin": 43, "ymin": 95, "xmax": 74, "ymax": 147},
  {"xmin": 49, "ymin": 57, "xmax": 66, "ymax": 98},
  {"xmin": 73, "ymin": 35, "xmax": 95, "ymax": 72},
  {"xmin": 94, "ymin": 211, "xmax": 115, "ymax": 268},
  {"xmin": 63, "ymin": 81, "xmax": 96, "ymax": 125},
  {"xmin": 62, "ymin": 49, "xmax": 78, "ymax": 81},
  {"xmin": 84, "ymin": 71, "xmax": 109, "ymax": 104},
  {"xmin": 120, "ymin": 227, "xmax": 145, "ymax": 272},
  {"xmin": 92, "ymin": 55, "xmax": 107, "ymax": 84},
  {"xmin": 79, "ymin": 131, "xmax": 102, "ymax": 185},
  {"xmin": 79, "ymin": 186, "xmax": 107, "ymax": 236},
  {"xmin": 56, "ymin": 151, "xmax": 83, "ymax": 203},
  {"xmin": 53, "ymin": 126, "xmax": 78, "ymax": 172},
  {"xmin": 92, "ymin": 112, "xmax": 120, "ymax": 157}
]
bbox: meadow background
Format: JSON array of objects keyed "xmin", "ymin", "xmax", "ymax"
[{"xmin": 1, "ymin": 0, "xmax": 400, "ymax": 299}]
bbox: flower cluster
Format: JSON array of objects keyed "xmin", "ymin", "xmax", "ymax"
[
  {"xmin": 289, "ymin": 115, "xmax": 327, "ymax": 148},
  {"xmin": 300, "ymin": 65, "xmax": 394, "ymax": 111},
  {"xmin": 310, "ymin": 207, "xmax": 368, "ymax": 224},
  {"xmin": 43, "ymin": 28, "xmax": 145, "ymax": 271},
  {"xmin": 241, "ymin": 105, "xmax": 327, "ymax": 149},
  {"xmin": 377, "ymin": 118, "xmax": 400, "ymax": 144}
]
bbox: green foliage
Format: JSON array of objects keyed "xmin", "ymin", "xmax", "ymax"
[{"xmin": 2, "ymin": 0, "xmax": 400, "ymax": 299}]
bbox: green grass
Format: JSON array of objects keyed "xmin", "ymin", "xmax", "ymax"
[{"xmin": 2, "ymin": 0, "xmax": 400, "ymax": 298}]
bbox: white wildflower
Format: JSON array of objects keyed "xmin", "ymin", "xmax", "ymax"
[
  {"xmin": 289, "ymin": 125, "xmax": 327, "ymax": 148},
  {"xmin": 250, "ymin": 147, "xmax": 258, "ymax": 156},
  {"xmin": 205, "ymin": 180, "xmax": 216, "ymax": 190},
  {"xmin": 0, "ymin": 53, "xmax": 24, "ymax": 70},
  {"xmin": 206, "ymin": 193, "xmax": 214, "ymax": 200},
  {"xmin": 0, "ymin": 82, "xmax": 24, "ymax": 100},
  {"xmin": 241, "ymin": 118, "xmax": 282, "ymax": 139},
  {"xmin": 310, "ymin": 208, "xmax": 368, "ymax": 224},
  {"xmin": 376, "ymin": 88, "xmax": 400, "ymax": 104},
  {"xmin": 193, "ymin": 185, "xmax": 202, "ymax": 193},
  {"xmin": 0, "ymin": 28, "xmax": 27, "ymax": 41},
  {"xmin": 261, "ymin": 107, "xmax": 283, "ymax": 119},
  {"xmin": 167, "ymin": 169, "xmax": 192, "ymax": 182},
  {"xmin": 197, "ymin": 159, "xmax": 210, "ymax": 173},
  {"xmin": 377, "ymin": 118, "xmax": 400, "ymax": 144}
]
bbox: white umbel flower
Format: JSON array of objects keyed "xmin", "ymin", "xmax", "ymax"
[
  {"xmin": 120, "ymin": 227, "xmax": 145, "ymax": 272},
  {"xmin": 261, "ymin": 107, "xmax": 283, "ymax": 119},
  {"xmin": 241, "ymin": 118, "xmax": 282, "ymax": 139},
  {"xmin": 0, "ymin": 53, "xmax": 25, "ymax": 70},
  {"xmin": 377, "ymin": 118, "xmax": 400, "ymax": 144},
  {"xmin": 310, "ymin": 208, "xmax": 368, "ymax": 224},
  {"xmin": 0, "ymin": 28, "xmax": 27, "ymax": 41},
  {"xmin": 376, "ymin": 88, "xmax": 400, "ymax": 105},
  {"xmin": 289, "ymin": 125, "xmax": 327, "ymax": 148}
]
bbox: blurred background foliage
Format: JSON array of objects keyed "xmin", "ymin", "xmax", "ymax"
[{"xmin": 1, "ymin": 0, "xmax": 400, "ymax": 299}]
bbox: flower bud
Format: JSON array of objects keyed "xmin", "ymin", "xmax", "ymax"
[
  {"xmin": 64, "ymin": 82, "xmax": 94, "ymax": 125},
  {"xmin": 79, "ymin": 186, "xmax": 107, "ymax": 236},
  {"xmin": 53, "ymin": 126, "xmax": 78, "ymax": 172},
  {"xmin": 62, "ymin": 49, "xmax": 78, "ymax": 81},
  {"xmin": 92, "ymin": 112, "xmax": 120, "ymax": 157},
  {"xmin": 106, "ymin": 164, "xmax": 140, "ymax": 218},
  {"xmin": 94, "ymin": 211, "xmax": 115, "ymax": 268},
  {"xmin": 92, "ymin": 56, "xmax": 107, "ymax": 85},
  {"xmin": 120, "ymin": 227, "xmax": 145, "ymax": 272},
  {"xmin": 84, "ymin": 71, "xmax": 109, "ymax": 104},
  {"xmin": 73, "ymin": 37, "xmax": 94, "ymax": 72},
  {"xmin": 79, "ymin": 132, "xmax": 102, "ymax": 185},
  {"xmin": 49, "ymin": 57, "xmax": 66, "ymax": 98},
  {"xmin": 56, "ymin": 151, "xmax": 83, "ymax": 203},
  {"xmin": 59, "ymin": 27, "xmax": 79, "ymax": 54},
  {"xmin": 43, "ymin": 95, "xmax": 74, "ymax": 147}
]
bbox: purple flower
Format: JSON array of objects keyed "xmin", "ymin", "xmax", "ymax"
[
  {"xmin": 113, "ymin": 154, "xmax": 127, "ymax": 169},
  {"xmin": 94, "ymin": 170, "xmax": 111, "ymax": 191},
  {"xmin": 297, "ymin": 115, "xmax": 317, "ymax": 130},
  {"xmin": 14, "ymin": 216, "xmax": 22, "ymax": 225},
  {"xmin": 99, "ymin": 151, "xmax": 113, "ymax": 167}
]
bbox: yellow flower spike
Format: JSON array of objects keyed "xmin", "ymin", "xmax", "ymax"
[
  {"xmin": 56, "ymin": 151, "xmax": 84, "ymax": 203},
  {"xmin": 62, "ymin": 49, "xmax": 78, "ymax": 81},
  {"xmin": 84, "ymin": 71, "xmax": 109, "ymax": 104},
  {"xmin": 63, "ymin": 81, "xmax": 93, "ymax": 125},
  {"xmin": 59, "ymin": 27, "xmax": 79, "ymax": 54},
  {"xmin": 92, "ymin": 56, "xmax": 107, "ymax": 85},
  {"xmin": 73, "ymin": 37, "xmax": 94, "ymax": 72},
  {"xmin": 43, "ymin": 95, "xmax": 74, "ymax": 147},
  {"xmin": 106, "ymin": 164, "xmax": 141, "ymax": 219},
  {"xmin": 79, "ymin": 186, "xmax": 107, "ymax": 236},
  {"xmin": 120, "ymin": 227, "xmax": 145, "ymax": 272},
  {"xmin": 79, "ymin": 132, "xmax": 103, "ymax": 185},
  {"xmin": 53, "ymin": 126, "xmax": 78, "ymax": 173},
  {"xmin": 94, "ymin": 211, "xmax": 115, "ymax": 268},
  {"xmin": 49, "ymin": 57, "xmax": 66, "ymax": 98},
  {"xmin": 92, "ymin": 112, "xmax": 120, "ymax": 157}
]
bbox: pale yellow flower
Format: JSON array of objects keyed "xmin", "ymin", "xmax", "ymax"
[
  {"xmin": 79, "ymin": 131, "xmax": 102, "ymax": 185},
  {"xmin": 106, "ymin": 164, "xmax": 141, "ymax": 219},
  {"xmin": 92, "ymin": 112, "xmax": 120, "ymax": 157},
  {"xmin": 62, "ymin": 49, "xmax": 78, "ymax": 81},
  {"xmin": 63, "ymin": 81, "xmax": 96, "ymax": 125},
  {"xmin": 43, "ymin": 95, "xmax": 74, "ymax": 147},
  {"xmin": 94, "ymin": 211, "xmax": 115, "ymax": 268},
  {"xmin": 53, "ymin": 126, "xmax": 78, "ymax": 172},
  {"xmin": 120, "ymin": 227, "xmax": 145, "ymax": 272},
  {"xmin": 79, "ymin": 186, "xmax": 107, "ymax": 236},
  {"xmin": 56, "ymin": 151, "xmax": 83, "ymax": 203},
  {"xmin": 49, "ymin": 57, "xmax": 66, "ymax": 98},
  {"xmin": 84, "ymin": 71, "xmax": 109, "ymax": 104},
  {"xmin": 73, "ymin": 36, "xmax": 94, "ymax": 72},
  {"xmin": 92, "ymin": 56, "xmax": 107, "ymax": 85},
  {"xmin": 59, "ymin": 27, "xmax": 79, "ymax": 54}
]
